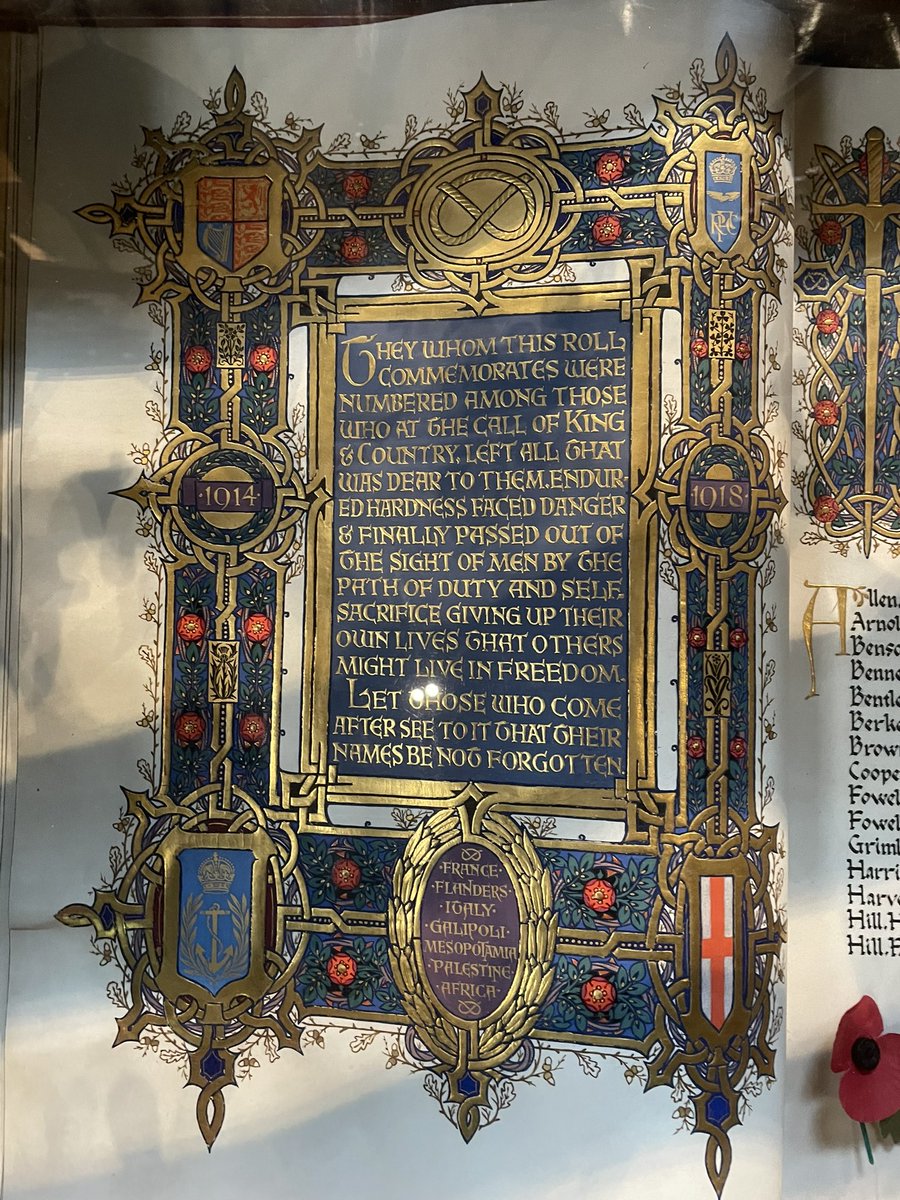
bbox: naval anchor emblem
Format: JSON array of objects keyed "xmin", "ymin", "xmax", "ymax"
[
  {"xmin": 177, "ymin": 849, "xmax": 251, "ymax": 995},
  {"xmin": 156, "ymin": 828, "xmax": 276, "ymax": 1005}
]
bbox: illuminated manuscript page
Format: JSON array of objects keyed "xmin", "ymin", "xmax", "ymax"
[
  {"xmin": 4, "ymin": 3, "xmax": 791, "ymax": 1198},
  {"xmin": 787, "ymin": 65, "xmax": 900, "ymax": 1200}
]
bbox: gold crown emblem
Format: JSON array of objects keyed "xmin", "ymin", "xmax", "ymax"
[
  {"xmin": 708, "ymin": 153, "xmax": 739, "ymax": 184},
  {"xmin": 197, "ymin": 851, "xmax": 235, "ymax": 893}
]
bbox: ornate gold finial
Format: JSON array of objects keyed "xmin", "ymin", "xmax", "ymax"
[{"xmin": 463, "ymin": 74, "xmax": 503, "ymax": 124}]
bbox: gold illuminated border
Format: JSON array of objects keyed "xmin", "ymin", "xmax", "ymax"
[{"xmin": 283, "ymin": 273, "xmax": 666, "ymax": 839}]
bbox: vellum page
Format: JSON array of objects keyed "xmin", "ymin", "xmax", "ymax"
[
  {"xmin": 788, "ymin": 67, "xmax": 900, "ymax": 1199},
  {"xmin": 5, "ymin": 3, "xmax": 790, "ymax": 1197}
]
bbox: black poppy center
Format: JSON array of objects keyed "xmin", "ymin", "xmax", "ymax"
[{"xmin": 851, "ymin": 1036, "xmax": 881, "ymax": 1073}]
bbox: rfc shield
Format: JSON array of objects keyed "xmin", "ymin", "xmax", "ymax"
[
  {"xmin": 705, "ymin": 151, "xmax": 742, "ymax": 254},
  {"xmin": 687, "ymin": 132, "xmax": 754, "ymax": 263}
]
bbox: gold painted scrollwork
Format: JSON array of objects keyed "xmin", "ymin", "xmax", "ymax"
[
  {"xmin": 383, "ymin": 76, "xmax": 582, "ymax": 303},
  {"xmin": 388, "ymin": 804, "xmax": 557, "ymax": 1139}
]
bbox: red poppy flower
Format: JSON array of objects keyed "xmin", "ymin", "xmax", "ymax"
[
  {"xmin": 176, "ymin": 612, "xmax": 206, "ymax": 642},
  {"xmin": 239, "ymin": 713, "xmax": 267, "ymax": 747},
  {"xmin": 342, "ymin": 171, "xmax": 371, "ymax": 200},
  {"xmin": 688, "ymin": 625, "xmax": 708, "ymax": 649},
  {"xmin": 734, "ymin": 339, "xmax": 752, "ymax": 361},
  {"xmin": 690, "ymin": 337, "xmax": 709, "ymax": 359},
  {"xmin": 831, "ymin": 996, "xmax": 900, "ymax": 1122},
  {"xmin": 728, "ymin": 627, "xmax": 748, "ymax": 650},
  {"xmin": 331, "ymin": 856, "xmax": 361, "ymax": 893},
  {"xmin": 814, "ymin": 399, "xmax": 840, "ymax": 426},
  {"xmin": 583, "ymin": 878, "xmax": 616, "ymax": 914},
  {"xmin": 184, "ymin": 345, "xmax": 212, "ymax": 374},
  {"xmin": 729, "ymin": 736, "xmax": 748, "ymax": 759},
  {"xmin": 244, "ymin": 613, "xmax": 273, "ymax": 643},
  {"xmin": 595, "ymin": 152, "xmax": 625, "ymax": 184},
  {"xmin": 249, "ymin": 345, "xmax": 277, "ymax": 373},
  {"xmin": 817, "ymin": 219, "xmax": 843, "ymax": 246},
  {"xmin": 591, "ymin": 214, "xmax": 622, "ymax": 245},
  {"xmin": 814, "ymin": 495, "xmax": 840, "ymax": 523},
  {"xmin": 326, "ymin": 951, "xmax": 357, "ymax": 988},
  {"xmin": 341, "ymin": 234, "xmax": 369, "ymax": 263},
  {"xmin": 686, "ymin": 736, "xmax": 706, "ymax": 760},
  {"xmin": 581, "ymin": 974, "xmax": 617, "ymax": 1014},
  {"xmin": 175, "ymin": 711, "xmax": 205, "ymax": 745}
]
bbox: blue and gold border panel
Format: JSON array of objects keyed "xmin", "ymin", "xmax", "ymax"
[{"xmin": 58, "ymin": 37, "xmax": 786, "ymax": 1196}]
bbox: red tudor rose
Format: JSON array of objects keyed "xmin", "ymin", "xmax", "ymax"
[
  {"xmin": 814, "ymin": 494, "xmax": 840, "ymax": 523},
  {"xmin": 690, "ymin": 337, "xmax": 709, "ymax": 359},
  {"xmin": 341, "ymin": 234, "xmax": 369, "ymax": 263},
  {"xmin": 249, "ymin": 345, "xmax": 277, "ymax": 373},
  {"xmin": 814, "ymin": 399, "xmax": 840, "ymax": 426},
  {"xmin": 686, "ymin": 736, "xmax": 706, "ymax": 760},
  {"xmin": 331, "ymin": 856, "xmax": 362, "ymax": 893},
  {"xmin": 595, "ymin": 152, "xmax": 625, "ymax": 184},
  {"xmin": 175, "ymin": 711, "xmax": 205, "ymax": 745},
  {"xmin": 184, "ymin": 345, "xmax": 212, "ymax": 374},
  {"xmin": 581, "ymin": 975, "xmax": 617, "ymax": 1014},
  {"xmin": 583, "ymin": 878, "xmax": 616, "ymax": 914},
  {"xmin": 815, "ymin": 308, "xmax": 840, "ymax": 335},
  {"xmin": 244, "ymin": 613, "xmax": 273, "ymax": 643},
  {"xmin": 176, "ymin": 612, "xmax": 206, "ymax": 642},
  {"xmin": 729, "ymin": 736, "xmax": 748, "ymax": 759},
  {"xmin": 342, "ymin": 171, "xmax": 371, "ymax": 200},
  {"xmin": 728, "ymin": 627, "xmax": 748, "ymax": 650},
  {"xmin": 817, "ymin": 219, "xmax": 844, "ymax": 246},
  {"xmin": 239, "ymin": 713, "xmax": 267, "ymax": 747},
  {"xmin": 734, "ymin": 339, "xmax": 752, "ymax": 361},
  {"xmin": 591, "ymin": 214, "xmax": 622, "ymax": 245},
  {"xmin": 687, "ymin": 625, "xmax": 708, "ymax": 649},
  {"xmin": 326, "ymin": 951, "xmax": 357, "ymax": 988}
]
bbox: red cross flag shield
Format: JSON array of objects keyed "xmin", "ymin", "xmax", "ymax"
[{"xmin": 700, "ymin": 873, "xmax": 735, "ymax": 1030}]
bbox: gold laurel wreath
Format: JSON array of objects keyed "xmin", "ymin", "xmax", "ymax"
[{"xmin": 388, "ymin": 807, "xmax": 557, "ymax": 1073}]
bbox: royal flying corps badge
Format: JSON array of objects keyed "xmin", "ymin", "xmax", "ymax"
[
  {"xmin": 687, "ymin": 132, "xmax": 754, "ymax": 263},
  {"xmin": 179, "ymin": 163, "xmax": 289, "ymax": 282}
]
